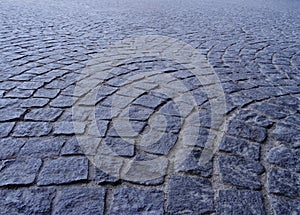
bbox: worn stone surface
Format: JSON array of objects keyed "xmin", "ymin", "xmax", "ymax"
[
  {"xmin": 0, "ymin": 188, "xmax": 55, "ymax": 215},
  {"xmin": 13, "ymin": 122, "xmax": 52, "ymax": 137},
  {"xmin": 0, "ymin": 122, "xmax": 15, "ymax": 137},
  {"xmin": 25, "ymin": 108, "xmax": 63, "ymax": 121},
  {"xmin": 167, "ymin": 176, "xmax": 214, "ymax": 214},
  {"xmin": 19, "ymin": 138, "xmax": 65, "ymax": 158},
  {"xmin": 268, "ymin": 168, "xmax": 300, "ymax": 198},
  {"xmin": 0, "ymin": 138, "xmax": 25, "ymax": 160},
  {"xmin": 269, "ymin": 197, "xmax": 300, "ymax": 215},
  {"xmin": 0, "ymin": 158, "xmax": 42, "ymax": 186},
  {"xmin": 109, "ymin": 186, "xmax": 164, "ymax": 215},
  {"xmin": 0, "ymin": 108, "xmax": 26, "ymax": 122},
  {"xmin": 53, "ymin": 187, "xmax": 105, "ymax": 215},
  {"xmin": 219, "ymin": 156, "xmax": 264, "ymax": 189},
  {"xmin": 217, "ymin": 190, "xmax": 265, "ymax": 215},
  {"xmin": 37, "ymin": 156, "xmax": 88, "ymax": 185}
]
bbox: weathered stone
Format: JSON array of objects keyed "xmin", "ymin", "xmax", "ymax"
[
  {"xmin": 269, "ymin": 96, "xmax": 299, "ymax": 112},
  {"xmin": 18, "ymin": 81, "xmax": 44, "ymax": 90},
  {"xmin": 0, "ymin": 138, "xmax": 25, "ymax": 160},
  {"xmin": 227, "ymin": 120, "xmax": 267, "ymax": 142},
  {"xmin": 236, "ymin": 109, "xmax": 273, "ymax": 128},
  {"xmin": 104, "ymin": 137, "xmax": 134, "ymax": 157},
  {"xmin": 253, "ymin": 102, "xmax": 292, "ymax": 119},
  {"xmin": 20, "ymin": 98, "xmax": 49, "ymax": 108},
  {"xmin": 50, "ymin": 95, "xmax": 75, "ymax": 108},
  {"xmin": 167, "ymin": 175, "xmax": 214, "ymax": 214},
  {"xmin": 93, "ymin": 167, "xmax": 119, "ymax": 184},
  {"xmin": 61, "ymin": 137, "xmax": 84, "ymax": 155},
  {"xmin": 19, "ymin": 138, "xmax": 65, "ymax": 158},
  {"xmin": 129, "ymin": 105, "xmax": 154, "ymax": 121},
  {"xmin": 54, "ymin": 121, "xmax": 85, "ymax": 135},
  {"xmin": 53, "ymin": 187, "xmax": 105, "ymax": 215},
  {"xmin": 219, "ymin": 156, "xmax": 264, "ymax": 189},
  {"xmin": 217, "ymin": 190, "xmax": 265, "ymax": 215},
  {"xmin": 269, "ymin": 196, "xmax": 300, "ymax": 215},
  {"xmin": 133, "ymin": 94, "xmax": 165, "ymax": 109},
  {"xmin": 13, "ymin": 122, "xmax": 52, "ymax": 137},
  {"xmin": 25, "ymin": 108, "xmax": 63, "ymax": 121},
  {"xmin": 109, "ymin": 186, "xmax": 164, "ymax": 215},
  {"xmin": 37, "ymin": 156, "xmax": 88, "ymax": 185},
  {"xmin": 141, "ymin": 132, "xmax": 178, "ymax": 155},
  {"xmin": 268, "ymin": 168, "xmax": 300, "ymax": 198},
  {"xmin": 0, "ymin": 158, "xmax": 42, "ymax": 186},
  {"xmin": 0, "ymin": 122, "xmax": 15, "ymax": 137},
  {"xmin": 177, "ymin": 149, "xmax": 213, "ymax": 177},
  {"xmin": 34, "ymin": 88, "xmax": 60, "ymax": 98},
  {"xmin": 0, "ymin": 188, "xmax": 55, "ymax": 215},
  {"xmin": 266, "ymin": 146, "xmax": 300, "ymax": 172},
  {"xmin": 0, "ymin": 108, "xmax": 26, "ymax": 122},
  {"xmin": 219, "ymin": 136, "xmax": 260, "ymax": 160},
  {"xmin": 271, "ymin": 122, "xmax": 300, "ymax": 144},
  {"xmin": 5, "ymin": 88, "xmax": 34, "ymax": 98}
]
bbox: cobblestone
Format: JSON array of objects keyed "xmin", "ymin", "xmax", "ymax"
[{"xmin": 0, "ymin": 0, "xmax": 299, "ymax": 213}]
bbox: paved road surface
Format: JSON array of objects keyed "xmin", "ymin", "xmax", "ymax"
[{"xmin": 0, "ymin": 0, "xmax": 300, "ymax": 214}]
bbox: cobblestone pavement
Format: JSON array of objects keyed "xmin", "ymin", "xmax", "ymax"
[{"xmin": 0, "ymin": 0, "xmax": 300, "ymax": 214}]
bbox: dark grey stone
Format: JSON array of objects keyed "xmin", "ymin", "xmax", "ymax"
[
  {"xmin": 20, "ymin": 98, "xmax": 49, "ymax": 108},
  {"xmin": 0, "ymin": 188, "xmax": 55, "ymax": 215},
  {"xmin": 0, "ymin": 158, "xmax": 42, "ymax": 186},
  {"xmin": 129, "ymin": 105, "xmax": 154, "ymax": 121},
  {"xmin": 227, "ymin": 120, "xmax": 267, "ymax": 143},
  {"xmin": 269, "ymin": 96, "xmax": 299, "ymax": 112},
  {"xmin": 109, "ymin": 186, "xmax": 164, "ymax": 215},
  {"xmin": 13, "ymin": 122, "xmax": 52, "ymax": 137},
  {"xmin": 141, "ymin": 132, "xmax": 178, "ymax": 155},
  {"xmin": 25, "ymin": 108, "xmax": 63, "ymax": 121},
  {"xmin": 34, "ymin": 88, "xmax": 60, "ymax": 98},
  {"xmin": 0, "ymin": 122, "xmax": 15, "ymax": 137},
  {"xmin": 253, "ymin": 102, "xmax": 292, "ymax": 119},
  {"xmin": 268, "ymin": 168, "xmax": 300, "ymax": 198},
  {"xmin": 53, "ymin": 187, "xmax": 105, "ymax": 215},
  {"xmin": 61, "ymin": 138, "xmax": 84, "ymax": 155},
  {"xmin": 177, "ymin": 149, "xmax": 213, "ymax": 177},
  {"xmin": 269, "ymin": 197, "xmax": 300, "ymax": 215},
  {"xmin": 133, "ymin": 94, "xmax": 165, "ymax": 109},
  {"xmin": 167, "ymin": 175, "xmax": 214, "ymax": 214},
  {"xmin": 50, "ymin": 95, "xmax": 75, "ymax": 108},
  {"xmin": 0, "ymin": 108, "xmax": 26, "ymax": 122},
  {"xmin": 54, "ymin": 121, "xmax": 85, "ymax": 135},
  {"xmin": 19, "ymin": 138, "xmax": 65, "ymax": 158},
  {"xmin": 219, "ymin": 156, "xmax": 264, "ymax": 189},
  {"xmin": 236, "ymin": 109, "xmax": 273, "ymax": 128},
  {"xmin": 219, "ymin": 136, "xmax": 260, "ymax": 160},
  {"xmin": 93, "ymin": 168, "xmax": 119, "ymax": 184},
  {"xmin": 271, "ymin": 122, "xmax": 300, "ymax": 144},
  {"xmin": 105, "ymin": 137, "xmax": 134, "ymax": 157},
  {"xmin": 37, "ymin": 156, "xmax": 88, "ymax": 185},
  {"xmin": 266, "ymin": 146, "xmax": 300, "ymax": 172},
  {"xmin": 0, "ymin": 138, "xmax": 25, "ymax": 160},
  {"xmin": 217, "ymin": 190, "xmax": 265, "ymax": 215}
]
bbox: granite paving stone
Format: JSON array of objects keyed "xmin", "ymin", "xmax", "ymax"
[
  {"xmin": 37, "ymin": 156, "xmax": 88, "ymax": 186},
  {"xmin": 109, "ymin": 186, "xmax": 164, "ymax": 215},
  {"xmin": 12, "ymin": 122, "xmax": 52, "ymax": 137},
  {"xmin": 0, "ymin": 158, "xmax": 42, "ymax": 186},
  {"xmin": 53, "ymin": 187, "xmax": 105, "ymax": 215},
  {"xmin": 0, "ymin": 138, "xmax": 25, "ymax": 160}
]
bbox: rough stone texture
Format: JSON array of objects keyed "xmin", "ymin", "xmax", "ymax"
[
  {"xmin": 217, "ymin": 190, "xmax": 265, "ymax": 215},
  {"xmin": 13, "ymin": 122, "xmax": 52, "ymax": 137},
  {"xmin": 0, "ymin": 108, "xmax": 26, "ymax": 122},
  {"xmin": 53, "ymin": 187, "xmax": 105, "ymax": 215},
  {"xmin": 54, "ymin": 121, "xmax": 86, "ymax": 135},
  {"xmin": 269, "ymin": 197, "xmax": 300, "ymax": 215},
  {"xmin": 19, "ymin": 138, "xmax": 65, "ymax": 158},
  {"xmin": 109, "ymin": 186, "xmax": 164, "ymax": 215},
  {"xmin": 104, "ymin": 137, "xmax": 134, "ymax": 157},
  {"xmin": 271, "ymin": 122, "xmax": 300, "ymax": 144},
  {"xmin": 25, "ymin": 108, "xmax": 63, "ymax": 121},
  {"xmin": 0, "ymin": 122, "xmax": 15, "ymax": 137},
  {"xmin": 0, "ymin": 158, "xmax": 42, "ymax": 186},
  {"xmin": 219, "ymin": 156, "xmax": 264, "ymax": 189},
  {"xmin": 61, "ymin": 137, "xmax": 84, "ymax": 155},
  {"xmin": 167, "ymin": 176, "xmax": 214, "ymax": 214},
  {"xmin": 0, "ymin": 138, "xmax": 25, "ymax": 160},
  {"xmin": 266, "ymin": 146, "xmax": 300, "ymax": 172},
  {"xmin": 227, "ymin": 120, "xmax": 267, "ymax": 143},
  {"xmin": 219, "ymin": 136, "xmax": 260, "ymax": 160},
  {"xmin": 268, "ymin": 168, "xmax": 300, "ymax": 198},
  {"xmin": 37, "ymin": 156, "xmax": 88, "ymax": 185},
  {"xmin": 0, "ymin": 188, "xmax": 55, "ymax": 215}
]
